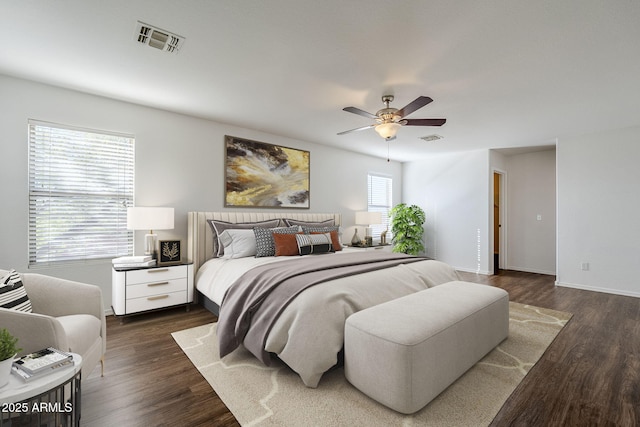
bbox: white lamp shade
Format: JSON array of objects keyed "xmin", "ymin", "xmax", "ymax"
[
  {"xmin": 375, "ymin": 122, "xmax": 401, "ymax": 140},
  {"xmin": 355, "ymin": 211, "xmax": 382, "ymax": 225},
  {"xmin": 127, "ymin": 207, "xmax": 174, "ymax": 231}
]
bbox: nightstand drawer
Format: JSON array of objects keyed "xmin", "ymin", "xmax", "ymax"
[
  {"xmin": 125, "ymin": 265, "xmax": 186, "ymax": 285},
  {"xmin": 126, "ymin": 278, "xmax": 187, "ymax": 299},
  {"xmin": 126, "ymin": 290, "xmax": 188, "ymax": 314}
]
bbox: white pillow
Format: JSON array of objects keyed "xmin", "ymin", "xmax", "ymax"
[{"xmin": 219, "ymin": 229, "xmax": 258, "ymax": 259}]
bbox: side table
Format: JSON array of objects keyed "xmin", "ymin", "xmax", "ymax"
[
  {"xmin": 0, "ymin": 354, "xmax": 82, "ymax": 427},
  {"xmin": 344, "ymin": 244, "xmax": 393, "ymax": 253},
  {"xmin": 112, "ymin": 262, "xmax": 194, "ymax": 318}
]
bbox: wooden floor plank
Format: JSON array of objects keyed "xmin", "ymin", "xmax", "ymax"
[{"xmin": 81, "ymin": 270, "xmax": 640, "ymax": 426}]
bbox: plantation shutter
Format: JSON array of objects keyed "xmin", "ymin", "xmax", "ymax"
[
  {"xmin": 28, "ymin": 120, "xmax": 135, "ymax": 266},
  {"xmin": 367, "ymin": 173, "xmax": 392, "ymax": 239}
]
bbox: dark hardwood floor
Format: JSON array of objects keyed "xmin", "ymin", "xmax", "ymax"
[{"xmin": 81, "ymin": 270, "xmax": 640, "ymax": 426}]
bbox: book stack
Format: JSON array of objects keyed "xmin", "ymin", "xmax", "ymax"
[
  {"xmin": 112, "ymin": 255, "xmax": 156, "ymax": 269},
  {"xmin": 12, "ymin": 348, "xmax": 74, "ymax": 382}
]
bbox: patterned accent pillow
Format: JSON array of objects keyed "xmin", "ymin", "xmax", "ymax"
[
  {"xmin": 0, "ymin": 270, "xmax": 33, "ymax": 312},
  {"xmin": 273, "ymin": 233, "xmax": 302, "ymax": 257},
  {"xmin": 296, "ymin": 233, "xmax": 334, "ymax": 255},
  {"xmin": 302, "ymin": 226, "xmax": 342, "ymax": 251},
  {"xmin": 283, "ymin": 218, "xmax": 335, "ymax": 228},
  {"xmin": 207, "ymin": 219, "xmax": 281, "ymax": 257},
  {"xmin": 254, "ymin": 226, "xmax": 300, "ymax": 257}
]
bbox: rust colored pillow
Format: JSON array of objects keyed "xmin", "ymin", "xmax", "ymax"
[
  {"xmin": 273, "ymin": 233, "xmax": 302, "ymax": 256},
  {"xmin": 311, "ymin": 230, "xmax": 342, "ymax": 251}
]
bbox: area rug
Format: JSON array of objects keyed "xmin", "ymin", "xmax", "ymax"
[{"xmin": 172, "ymin": 302, "xmax": 571, "ymax": 426}]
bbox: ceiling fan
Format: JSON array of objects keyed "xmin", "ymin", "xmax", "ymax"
[{"xmin": 338, "ymin": 95, "xmax": 446, "ymax": 140}]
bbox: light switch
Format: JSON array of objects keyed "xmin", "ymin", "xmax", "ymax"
[{"xmin": 536, "ymin": 214, "xmax": 542, "ymax": 221}]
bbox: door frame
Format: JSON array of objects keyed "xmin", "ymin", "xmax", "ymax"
[{"xmin": 492, "ymin": 169, "xmax": 507, "ymax": 274}]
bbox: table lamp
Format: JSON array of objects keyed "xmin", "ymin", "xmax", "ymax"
[
  {"xmin": 355, "ymin": 211, "xmax": 383, "ymax": 247},
  {"xmin": 127, "ymin": 207, "xmax": 174, "ymax": 257}
]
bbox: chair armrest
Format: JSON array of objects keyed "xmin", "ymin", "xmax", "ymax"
[
  {"xmin": 22, "ymin": 273, "xmax": 107, "ymax": 356},
  {"xmin": 21, "ymin": 273, "xmax": 104, "ymax": 320},
  {"xmin": 0, "ymin": 308, "xmax": 69, "ymax": 356}
]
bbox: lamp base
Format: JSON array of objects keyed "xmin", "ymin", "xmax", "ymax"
[
  {"xmin": 364, "ymin": 227, "xmax": 373, "ymax": 247},
  {"xmin": 144, "ymin": 232, "xmax": 157, "ymax": 258}
]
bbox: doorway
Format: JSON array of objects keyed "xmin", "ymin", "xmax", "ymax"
[{"xmin": 493, "ymin": 171, "xmax": 505, "ymax": 274}]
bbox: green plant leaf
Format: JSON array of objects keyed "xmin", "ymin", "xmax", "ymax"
[
  {"xmin": 0, "ymin": 328, "xmax": 21, "ymax": 360},
  {"xmin": 390, "ymin": 203, "xmax": 426, "ymax": 255}
]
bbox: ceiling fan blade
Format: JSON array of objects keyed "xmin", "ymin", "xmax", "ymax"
[
  {"xmin": 395, "ymin": 96, "xmax": 433, "ymax": 118},
  {"xmin": 343, "ymin": 106, "xmax": 379, "ymax": 120},
  {"xmin": 403, "ymin": 118, "xmax": 446, "ymax": 126},
  {"xmin": 337, "ymin": 124, "xmax": 376, "ymax": 135}
]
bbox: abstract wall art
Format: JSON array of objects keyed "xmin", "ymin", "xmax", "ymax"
[{"xmin": 224, "ymin": 135, "xmax": 310, "ymax": 208}]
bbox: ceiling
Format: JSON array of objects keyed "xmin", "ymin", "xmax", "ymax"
[{"xmin": 1, "ymin": 1, "xmax": 639, "ymax": 162}]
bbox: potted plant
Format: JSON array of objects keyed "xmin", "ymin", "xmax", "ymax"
[
  {"xmin": 0, "ymin": 328, "xmax": 21, "ymax": 387},
  {"xmin": 390, "ymin": 203, "xmax": 426, "ymax": 255}
]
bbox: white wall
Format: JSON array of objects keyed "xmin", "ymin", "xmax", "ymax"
[
  {"xmin": 403, "ymin": 150, "xmax": 491, "ymax": 274},
  {"xmin": 557, "ymin": 125, "xmax": 640, "ymax": 297},
  {"xmin": 0, "ymin": 74, "xmax": 402, "ymax": 311},
  {"xmin": 404, "ymin": 147, "xmax": 556, "ymax": 277},
  {"xmin": 504, "ymin": 149, "xmax": 556, "ymax": 274}
]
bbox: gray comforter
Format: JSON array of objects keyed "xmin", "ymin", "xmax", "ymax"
[{"xmin": 218, "ymin": 252, "xmax": 460, "ymax": 387}]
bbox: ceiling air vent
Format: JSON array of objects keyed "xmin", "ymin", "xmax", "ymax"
[
  {"xmin": 420, "ymin": 134, "xmax": 443, "ymax": 142},
  {"xmin": 135, "ymin": 21, "xmax": 184, "ymax": 53}
]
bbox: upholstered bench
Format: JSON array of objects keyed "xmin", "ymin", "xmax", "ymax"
[{"xmin": 344, "ymin": 281, "xmax": 509, "ymax": 414}]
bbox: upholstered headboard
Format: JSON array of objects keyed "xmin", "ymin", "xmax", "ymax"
[{"xmin": 187, "ymin": 211, "xmax": 342, "ymax": 275}]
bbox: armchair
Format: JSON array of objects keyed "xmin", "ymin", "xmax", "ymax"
[{"xmin": 0, "ymin": 269, "xmax": 106, "ymax": 377}]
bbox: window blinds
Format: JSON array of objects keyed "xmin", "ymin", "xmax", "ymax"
[
  {"xmin": 367, "ymin": 173, "xmax": 393, "ymax": 239},
  {"xmin": 28, "ymin": 120, "xmax": 135, "ymax": 266}
]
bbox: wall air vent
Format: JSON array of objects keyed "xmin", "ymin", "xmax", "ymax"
[
  {"xmin": 420, "ymin": 134, "xmax": 443, "ymax": 142},
  {"xmin": 135, "ymin": 21, "xmax": 184, "ymax": 53}
]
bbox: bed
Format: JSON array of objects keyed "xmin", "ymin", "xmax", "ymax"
[{"xmin": 187, "ymin": 211, "xmax": 460, "ymax": 388}]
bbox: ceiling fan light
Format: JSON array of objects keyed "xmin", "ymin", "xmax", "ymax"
[{"xmin": 375, "ymin": 122, "xmax": 401, "ymax": 140}]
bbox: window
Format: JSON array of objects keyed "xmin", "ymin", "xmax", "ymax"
[
  {"xmin": 367, "ymin": 173, "xmax": 393, "ymax": 239},
  {"xmin": 28, "ymin": 120, "xmax": 135, "ymax": 266}
]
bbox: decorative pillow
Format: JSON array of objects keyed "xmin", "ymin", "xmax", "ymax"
[
  {"xmin": 303, "ymin": 226, "xmax": 342, "ymax": 251},
  {"xmin": 207, "ymin": 219, "xmax": 280, "ymax": 257},
  {"xmin": 310, "ymin": 230, "xmax": 342, "ymax": 251},
  {"xmin": 0, "ymin": 270, "xmax": 33, "ymax": 312},
  {"xmin": 283, "ymin": 218, "xmax": 335, "ymax": 228},
  {"xmin": 296, "ymin": 233, "xmax": 334, "ymax": 255},
  {"xmin": 254, "ymin": 226, "xmax": 300, "ymax": 257},
  {"xmin": 218, "ymin": 229, "xmax": 258, "ymax": 259},
  {"xmin": 273, "ymin": 233, "xmax": 302, "ymax": 257}
]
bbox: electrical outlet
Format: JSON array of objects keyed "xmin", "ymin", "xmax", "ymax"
[{"xmin": 581, "ymin": 262, "xmax": 589, "ymax": 271}]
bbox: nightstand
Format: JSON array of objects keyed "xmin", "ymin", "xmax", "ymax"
[
  {"xmin": 344, "ymin": 244, "xmax": 393, "ymax": 253},
  {"xmin": 112, "ymin": 263, "xmax": 194, "ymax": 317}
]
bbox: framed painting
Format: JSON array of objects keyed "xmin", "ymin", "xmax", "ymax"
[
  {"xmin": 224, "ymin": 135, "xmax": 310, "ymax": 209},
  {"xmin": 158, "ymin": 240, "xmax": 181, "ymax": 265}
]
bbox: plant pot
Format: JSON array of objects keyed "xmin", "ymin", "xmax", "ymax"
[{"xmin": 0, "ymin": 355, "xmax": 15, "ymax": 388}]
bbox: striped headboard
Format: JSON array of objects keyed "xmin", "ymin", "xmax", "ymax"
[{"xmin": 187, "ymin": 211, "xmax": 342, "ymax": 275}]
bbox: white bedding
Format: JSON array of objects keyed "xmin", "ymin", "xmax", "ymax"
[
  {"xmin": 195, "ymin": 248, "xmax": 363, "ymax": 305},
  {"xmin": 196, "ymin": 251, "xmax": 461, "ymax": 387}
]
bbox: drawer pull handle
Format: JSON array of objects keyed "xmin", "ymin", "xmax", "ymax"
[
  {"xmin": 147, "ymin": 282, "xmax": 169, "ymax": 287},
  {"xmin": 148, "ymin": 268, "xmax": 169, "ymax": 273},
  {"xmin": 147, "ymin": 295, "xmax": 169, "ymax": 301}
]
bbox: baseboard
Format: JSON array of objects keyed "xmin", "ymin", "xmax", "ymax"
[
  {"xmin": 505, "ymin": 265, "xmax": 556, "ymax": 275},
  {"xmin": 455, "ymin": 266, "xmax": 492, "ymax": 275},
  {"xmin": 555, "ymin": 281, "xmax": 640, "ymax": 298}
]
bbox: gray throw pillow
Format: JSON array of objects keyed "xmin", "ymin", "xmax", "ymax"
[{"xmin": 207, "ymin": 219, "xmax": 281, "ymax": 257}]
